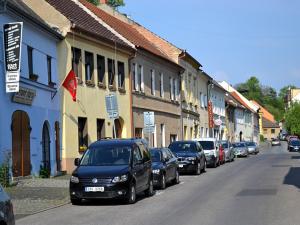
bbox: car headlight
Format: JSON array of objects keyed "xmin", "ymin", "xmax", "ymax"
[
  {"xmin": 112, "ymin": 174, "xmax": 128, "ymax": 183},
  {"xmin": 70, "ymin": 176, "xmax": 79, "ymax": 183},
  {"xmin": 187, "ymin": 157, "xmax": 196, "ymax": 161},
  {"xmin": 152, "ymin": 169, "xmax": 160, "ymax": 174}
]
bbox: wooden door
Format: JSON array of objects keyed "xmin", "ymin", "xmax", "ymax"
[
  {"xmin": 12, "ymin": 111, "xmax": 31, "ymax": 177},
  {"xmin": 55, "ymin": 121, "xmax": 61, "ymax": 171},
  {"xmin": 42, "ymin": 122, "xmax": 51, "ymax": 171}
]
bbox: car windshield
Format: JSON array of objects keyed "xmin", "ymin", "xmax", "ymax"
[
  {"xmin": 80, "ymin": 145, "xmax": 132, "ymax": 166},
  {"xmin": 150, "ymin": 150, "xmax": 162, "ymax": 162},
  {"xmin": 246, "ymin": 142, "xmax": 256, "ymax": 146},
  {"xmin": 221, "ymin": 142, "xmax": 229, "ymax": 148},
  {"xmin": 169, "ymin": 143, "xmax": 197, "ymax": 153},
  {"xmin": 233, "ymin": 143, "xmax": 245, "ymax": 148},
  {"xmin": 198, "ymin": 141, "xmax": 214, "ymax": 150},
  {"xmin": 291, "ymin": 140, "xmax": 300, "ymax": 146}
]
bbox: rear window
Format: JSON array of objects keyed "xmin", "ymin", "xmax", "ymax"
[
  {"xmin": 233, "ymin": 143, "xmax": 246, "ymax": 148},
  {"xmin": 199, "ymin": 141, "xmax": 214, "ymax": 150},
  {"xmin": 246, "ymin": 142, "xmax": 256, "ymax": 146},
  {"xmin": 291, "ymin": 140, "xmax": 300, "ymax": 146},
  {"xmin": 221, "ymin": 142, "xmax": 228, "ymax": 148},
  {"xmin": 150, "ymin": 150, "xmax": 162, "ymax": 162},
  {"xmin": 169, "ymin": 142, "xmax": 197, "ymax": 153}
]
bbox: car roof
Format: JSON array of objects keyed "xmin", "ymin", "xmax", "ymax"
[
  {"xmin": 193, "ymin": 138, "xmax": 217, "ymax": 142},
  {"xmin": 89, "ymin": 138, "xmax": 145, "ymax": 148},
  {"xmin": 169, "ymin": 140, "xmax": 197, "ymax": 144}
]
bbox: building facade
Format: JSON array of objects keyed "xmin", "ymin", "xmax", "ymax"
[{"xmin": 0, "ymin": 0, "xmax": 62, "ymax": 177}]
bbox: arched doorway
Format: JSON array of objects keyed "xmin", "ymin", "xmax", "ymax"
[
  {"xmin": 42, "ymin": 122, "xmax": 51, "ymax": 171},
  {"xmin": 12, "ymin": 111, "xmax": 31, "ymax": 177},
  {"xmin": 113, "ymin": 118, "xmax": 123, "ymax": 138}
]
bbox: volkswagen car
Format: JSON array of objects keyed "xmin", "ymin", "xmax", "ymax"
[
  {"xmin": 246, "ymin": 141, "xmax": 259, "ymax": 154},
  {"xmin": 288, "ymin": 139, "xmax": 300, "ymax": 152},
  {"xmin": 233, "ymin": 142, "xmax": 249, "ymax": 157},
  {"xmin": 70, "ymin": 139, "xmax": 154, "ymax": 205}
]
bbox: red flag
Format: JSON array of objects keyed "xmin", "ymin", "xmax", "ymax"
[{"xmin": 62, "ymin": 70, "xmax": 77, "ymax": 102}]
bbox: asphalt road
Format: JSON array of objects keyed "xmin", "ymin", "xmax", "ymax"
[{"xmin": 17, "ymin": 142, "xmax": 300, "ymax": 225}]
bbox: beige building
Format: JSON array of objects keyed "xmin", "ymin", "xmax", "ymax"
[
  {"xmin": 262, "ymin": 118, "xmax": 280, "ymax": 140},
  {"xmin": 28, "ymin": 0, "xmax": 135, "ymax": 173}
]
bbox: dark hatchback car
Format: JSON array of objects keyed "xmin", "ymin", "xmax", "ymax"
[
  {"xmin": 168, "ymin": 141, "xmax": 206, "ymax": 175},
  {"xmin": 70, "ymin": 139, "xmax": 154, "ymax": 205},
  {"xmin": 288, "ymin": 139, "xmax": 300, "ymax": 152},
  {"xmin": 150, "ymin": 148, "xmax": 180, "ymax": 189},
  {"xmin": 0, "ymin": 184, "xmax": 15, "ymax": 225}
]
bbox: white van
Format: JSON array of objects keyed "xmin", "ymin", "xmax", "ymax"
[{"xmin": 193, "ymin": 138, "xmax": 220, "ymax": 168}]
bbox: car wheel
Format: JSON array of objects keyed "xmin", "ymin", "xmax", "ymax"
[
  {"xmin": 213, "ymin": 159, "xmax": 217, "ymax": 168},
  {"xmin": 201, "ymin": 160, "xmax": 206, "ymax": 173},
  {"xmin": 160, "ymin": 174, "xmax": 166, "ymax": 190},
  {"xmin": 195, "ymin": 162, "xmax": 201, "ymax": 175},
  {"xmin": 145, "ymin": 179, "xmax": 154, "ymax": 197},
  {"xmin": 126, "ymin": 183, "xmax": 136, "ymax": 204},
  {"xmin": 71, "ymin": 198, "xmax": 81, "ymax": 205},
  {"xmin": 173, "ymin": 170, "xmax": 180, "ymax": 185}
]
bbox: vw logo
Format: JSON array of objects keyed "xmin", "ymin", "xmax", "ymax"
[{"xmin": 92, "ymin": 178, "xmax": 98, "ymax": 184}]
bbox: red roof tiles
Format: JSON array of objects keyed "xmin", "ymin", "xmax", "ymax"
[{"xmin": 230, "ymin": 91, "xmax": 256, "ymax": 113}]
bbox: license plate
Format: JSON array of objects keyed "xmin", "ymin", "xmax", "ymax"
[
  {"xmin": 85, "ymin": 187, "xmax": 104, "ymax": 192},
  {"xmin": 179, "ymin": 164, "xmax": 184, "ymax": 168}
]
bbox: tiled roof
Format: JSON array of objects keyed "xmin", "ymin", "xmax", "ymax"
[
  {"xmin": 79, "ymin": 0, "xmax": 175, "ymax": 63},
  {"xmin": 262, "ymin": 117, "xmax": 280, "ymax": 128},
  {"xmin": 230, "ymin": 91, "xmax": 256, "ymax": 113},
  {"xmin": 46, "ymin": 0, "xmax": 132, "ymax": 49},
  {"xmin": 251, "ymin": 100, "xmax": 275, "ymax": 122}
]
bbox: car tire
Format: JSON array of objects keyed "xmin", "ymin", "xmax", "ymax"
[
  {"xmin": 160, "ymin": 174, "xmax": 166, "ymax": 190},
  {"xmin": 195, "ymin": 162, "xmax": 201, "ymax": 175},
  {"xmin": 126, "ymin": 183, "xmax": 136, "ymax": 204},
  {"xmin": 172, "ymin": 170, "xmax": 180, "ymax": 185},
  {"xmin": 71, "ymin": 198, "xmax": 82, "ymax": 205},
  {"xmin": 145, "ymin": 179, "xmax": 154, "ymax": 197},
  {"xmin": 213, "ymin": 159, "xmax": 217, "ymax": 168},
  {"xmin": 201, "ymin": 160, "xmax": 206, "ymax": 173}
]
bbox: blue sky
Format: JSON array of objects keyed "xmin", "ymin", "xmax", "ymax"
[{"xmin": 120, "ymin": 0, "xmax": 300, "ymax": 91}]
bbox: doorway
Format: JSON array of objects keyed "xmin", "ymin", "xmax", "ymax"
[
  {"xmin": 12, "ymin": 111, "xmax": 31, "ymax": 177},
  {"xmin": 42, "ymin": 122, "xmax": 51, "ymax": 171},
  {"xmin": 113, "ymin": 118, "xmax": 123, "ymax": 138}
]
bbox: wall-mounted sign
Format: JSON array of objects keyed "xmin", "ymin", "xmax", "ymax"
[
  {"xmin": 208, "ymin": 101, "xmax": 214, "ymax": 128},
  {"xmin": 144, "ymin": 111, "xmax": 155, "ymax": 134},
  {"xmin": 12, "ymin": 86, "xmax": 36, "ymax": 105},
  {"xmin": 105, "ymin": 94, "xmax": 119, "ymax": 119},
  {"xmin": 3, "ymin": 22, "xmax": 23, "ymax": 92},
  {"xmin": 214, "ymin": 118, "xmax": 223, "ymax": 126}
]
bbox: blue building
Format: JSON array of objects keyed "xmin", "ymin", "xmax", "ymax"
[{"xmin": 0, "ymin": 0, "xmax": 63, "ymax": 177}]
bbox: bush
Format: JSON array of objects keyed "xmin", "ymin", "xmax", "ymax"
[
  {"xmin": 39, "ymin": 165, "xmax": 50, "ymax": 178},
  {"xmin": 260, "ymin": 134, "xmax": 265, "ymax": 142},
  {"xmin": 0, "ymin": 163, "xmax": 10, "ymax": 187}
]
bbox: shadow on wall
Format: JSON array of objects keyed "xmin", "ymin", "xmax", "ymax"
[{"xmin": 283, "ymin": 167, "xmax": 300, "ymax": 189}]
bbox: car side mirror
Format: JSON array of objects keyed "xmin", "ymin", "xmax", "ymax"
[{"xmin": 74, "ymin": 158, "xmax": 81, "ymax": 166}]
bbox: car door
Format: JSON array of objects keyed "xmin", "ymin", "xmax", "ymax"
[
  {"xmin": 138, "ymin": 143, "xmax": 151, "ymax": 190},
  {"xmin": 196, "ymin": 142, "xmax": 205, "ymax": 168},
  {"xmin": 132, "ymin": 145, "xmax": 144, "ymax": 192},
  {"xmin": 161, "ymin": 149, "xmax": 171, "ymax": 181}
]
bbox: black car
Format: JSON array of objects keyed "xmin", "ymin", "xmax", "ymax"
[
  {"xmin": 168, "ymin": 141, "xmax": 206, "ymax": 175},
  {"xmin": 0, "ymin": 184, "xmax": 15, "ymax": 225},
  {"xmin": 150, "ymin": 148, "xmax": 180, "ymax": 189},
  {"xmin": 288, "ymin": 139, "xmax": 300, "ymax": 152},
  {"xmin": 70, "ymin": 139, "xmax": 154, "ymax": 205}
]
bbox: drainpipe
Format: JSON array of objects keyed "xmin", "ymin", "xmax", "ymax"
[{"xmin": 128, "ymin": 51, "xmax": 137, "ymax": 138}]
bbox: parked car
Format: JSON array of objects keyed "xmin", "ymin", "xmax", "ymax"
[
  {"xmin": 288, "ymin": 139, "xmax": 300, "ymax": 152},
  {"xmin": 233, "ymin": 142, "xmax": 249, "ymax": 157},
  {"xmin": 169, "ymin": 141, "xmax": 206, "ymax": 175},
  {"xmin": 217, "ymin": 142, "xmax": 226, "ymax": 164},
  {"xmin": 0, "ymin": 184, "xmax": 15, "ymax": 225},
  {"xmin": 70, "ymin": 139, "xmax": 154, "ymax": 205},
  {"xmin": 150, "ymin": 148, "xmax": 180, "ymax": 189},
  {"xmin": 194, "ymin": 138, "xmax": 220, "ymax": 168},
  {"xmin": 220, "ymin": 141, "xmax": 235, "ymax": 162},
  {"xmin": 245, "ymin": 141, "xmax": 259, "ymax": 154},
  {"xmin": 271, "ymin": 138, "xmax": 281, "ymax": 146},
  {"xmin": 287, "ymin": 135, "xmax": 298, "ymax": 142}
]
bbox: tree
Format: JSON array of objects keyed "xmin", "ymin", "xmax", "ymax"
[
  {"xmin": 107, "ymin": 0, "xmax": 125, "ymax": 9},
  {"xmin": 278, "ymin": 85, "xmax": 297, "ymax": 100},
  {"xmin": 236, "ymin": 76, "xmax": 263, "ymax": 103},
  {"xmin": 285, "ymin": 103, "xmax": 300, "ymax": 136},
  {"xmin": 86, "ymin": 0, "xmax": 100, "ymax": 5}
]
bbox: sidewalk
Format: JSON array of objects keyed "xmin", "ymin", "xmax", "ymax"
[{"xmin": 5, "ymin": 175, "xmax": 70, "ymax": 220}]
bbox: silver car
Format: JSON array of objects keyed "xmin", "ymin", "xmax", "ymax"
[
  {"xmin": 233, "ymin": 142, "xmax": 249, "ymax": 157},
  {"xmin": 220, "ymin": 141, "xmax": 235, "ymax": 162},
  {"xmin": 245, "ymin": 142, "xmax": 259, "ymax": 154},
  {"xmin": 0, "ymin": 184, "xmax": 15, "ymax": 225}
]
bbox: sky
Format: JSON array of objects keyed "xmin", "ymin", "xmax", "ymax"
[{"xmin": 120, "ymin": 0, "xmax": 300, "ymax": 91}]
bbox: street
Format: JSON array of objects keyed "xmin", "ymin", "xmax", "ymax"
[{"xmin": 17, "ymin": 142, "xmax": 300, "ymax": 225}]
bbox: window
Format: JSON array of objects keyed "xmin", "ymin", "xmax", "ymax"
[
  {"xmin": 159, "ymin": 73, "xmax": 164, "ymax": 97},
  {"xmin": 206, "ymin": 128, "xmax": 209, "ymax": 138},
  {"xmin": 47, "ymin": 56, "xmax": 52, "ymax": 84},
  {"xmin": 78, "ymin": 117, "xmax": 88, "ymax": 153},
  {"xmin": 175, "ymin": 78, "xmax": 179, "ymax": 101},
  {"xmin": 151, "ymin": 70, "xmax": 155, "ymax": 95},
  {"xmin": 85, "ymin": 51, "xmax": 94, "ymax": 82},
  {"xmin": 200, "ymin": 127, "xmax": 204, "ymax": 138},
  {"xmin": 139, "ymin": 143, "xmax": 150, "ymax": 162},
  {"xmin": 27, "ymin": 46, "xmax": 33, "ymax": 76},
  {"xmin": 204, "ymin": 95, "xmax": 208, "ymax": 107},
  {"xmin": 138, "ymin": 65, "xmax": 144, "ymax": 92},
  {"xmin": 271, "ymin": 129, "xmax": 275, "ymax": 134},
  {"xmin": 97, "ymin": 55, "xmax": 105, "ymax": 84},
  {"xmin": 263, "ymin": 129, "xmax": 268, "ymax": 134},
  {"xmin": 135, "ymin": 128, "xmax": 143, "ymax": 138},
  {"xmin": 170, "ymin": 134, "xmax": 177, "ymax": 143},
  {"xmin": 117, "ymin": 61, "xmax": 125, "ymax": 88},
  {"xmin": 170, "ymin": 77, "xmax": 173, "ymax": 100},
  {"xmin": 108, "ymin": 58, "xmax": 115, "ymax": 87},
  {"xmin": 133, "ymin": 147, "xmax": 142, "ymax": 164},
  {"xmin": 96, "ymin": 119, "xmax": 105, "ymax": 140},
  {"xmin": 132, "ymin": 63, "xmax": 137, "ymax": 91},
  {"xmin": 161, "ymin": 124, "xmax": 165, "ymax": 147},
  {"xmin": 71, "ymin": 47, "xmax": 82, "ymax": 79}
]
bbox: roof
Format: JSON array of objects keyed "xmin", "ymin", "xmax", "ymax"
[
  {"xmin": 251, "ymin": 100, "xmax": 275, "ymax": 122},
  {"xmin": 262, "ymin": 117, "xmax": 280, "ymax": 128},
  {"xmin": 89, "ymin": 138, "xmax": 142, "ymax": 148},
  {"xmin": 45, "ymin": 0, "xmax": 133, "ymax": 50},
  {"xmin": 79, "ymin": 0, "xmax": 181, "ymax": 67},
  {"xmin": 230, "ymin": 91, "xmax": 256, "ymax": 113},
  {"xmin": 6, "ymin": 0, "xmax": 63, "ymax": 39}
]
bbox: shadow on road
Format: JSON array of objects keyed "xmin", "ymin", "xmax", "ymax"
[
  {"xmin": 291, "ymin": 156, "xmax": 300, "ymax": 159},
  {"xmin": 283, "ymin": 167, "xmax": 300, "ymax": 189}
]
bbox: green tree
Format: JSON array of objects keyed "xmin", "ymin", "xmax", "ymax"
[
  {"xmin": 285, "ymin": 103, "xmax": 300, "ymax": 136},
  {"xmin": 278, "ymin": 85, "xmax": 297, "ymax": 100},
  {"xmin": 86, "ymin": 0, "xmax": 100, "ymax": 5},
  {"xmin": 107, "ymin": 0, "xmax": 125, "ymax": 9},
  {"xmin": 236, "ymin": 76, "xmax": 263, "ymax": 103}
]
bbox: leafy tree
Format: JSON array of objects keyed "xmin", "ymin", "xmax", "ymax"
[
  {"xmin": 86, "ymin": 0, "xmax": 100, "ymax": 5},
  {"xmin": 278, "ymin": 85, "xmax": 297, "ymax": 100},
  {"xmin": 107, "ymin": 0, "xmax": 125, "ymax": 9},
  {"xmin": 285, "ymin": 103, "xmax": 300, "ymax": 136}
]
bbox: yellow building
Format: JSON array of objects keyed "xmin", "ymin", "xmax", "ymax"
[{"xmin": 26, "ymin": 0, "xmax": 135, "ymax": 173}]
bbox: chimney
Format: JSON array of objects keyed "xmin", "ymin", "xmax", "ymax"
[{"xmin": 99, "ymin": 0, "xmax": 107, "ymax": 4}]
